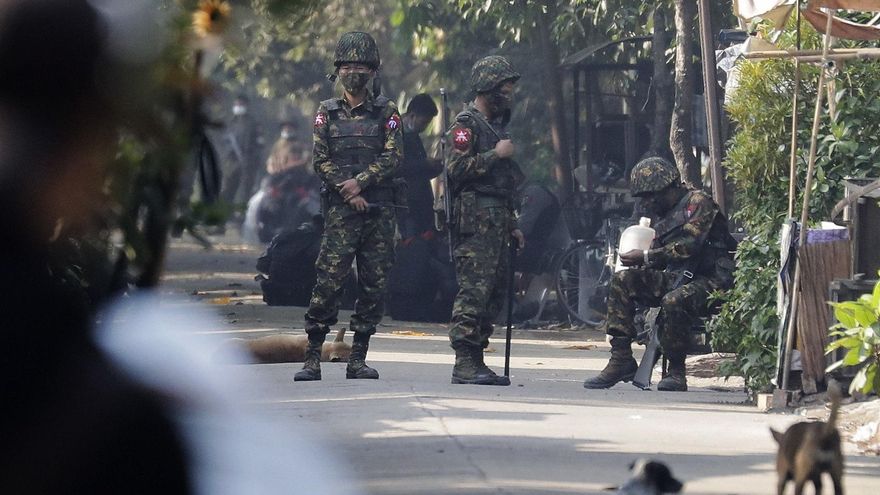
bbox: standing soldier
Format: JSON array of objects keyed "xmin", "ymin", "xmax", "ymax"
[
  {"xmin": 446, "ymin": 56, "xmax": 525, "ymax": 386},
  {"xmin": 295, "ymin": 32, "xmax": 403, "ymax": 382}
]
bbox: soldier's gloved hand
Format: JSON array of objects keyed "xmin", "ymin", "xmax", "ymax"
[
  {"xmin": 336, "ymin": 178, "xmax": 362, "ymax": 201},
  {"xmin": 511, "ymin": 229, "xmax": 525, "ymax": 249},
  {"xmin": 348, "ymin": 195, "xmax": 368, "ymax": 212},
  {"xmin": 618, "ymin": 249, "xmax": 645, "ymax": 267},
  {"xmin": 494, "ymin": 139, "xmax": 515, "ymax": 159}
]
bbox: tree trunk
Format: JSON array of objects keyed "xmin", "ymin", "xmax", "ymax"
[
  {"xmin": 670, "ymin": 0, "xmax": 701, "ymax": 188},
  {"xmin": 536, "ymin": 2, "xmax": 573, "ymax": 203},
  {"xmin": 651, "ymin": 4, "xmax": 673, "ymax": 154}
]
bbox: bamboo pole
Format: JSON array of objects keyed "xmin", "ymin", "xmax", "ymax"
[
  {"xmin": 788, "ymin": 4, "xmax": 802, "ymax": 218},
  {"xmin": 781, "ymin": 9, "xmax": 834, "ymax": 392},
  {"xmin": 698, "ymin": 0, "xmax": 726, "ymax": 214},
  {"xmin": 788, "ymin": 60, "xmax": 802, "ymax": 218},
  {"xmin": 745, "ymin": 48, "xmax": 880, "ymax": 61}
]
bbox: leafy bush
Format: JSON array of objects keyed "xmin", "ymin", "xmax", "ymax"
[
  {"xmin": 825, "ymin": 282, "xmax": 880, "ymax": 394},
  {"xmin": 710, "ymin": 23, "xmax": 880, "ymax": 393},
  {"xmin": 826, "ymin": 278, "xmax": 880, "ymax": 395}
]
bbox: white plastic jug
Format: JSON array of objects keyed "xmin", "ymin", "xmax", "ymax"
[{"xmin": 614, "ymin": 217, "xmax": 655, "ymax": 272}]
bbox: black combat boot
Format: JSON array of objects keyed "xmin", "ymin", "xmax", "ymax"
[
  {"xmin": 583, "ymin": 337, "xmax": 638, "ymax": 389},
  {"xmin": 294, "ymin": 336, "xmax": 324, "ymax": 381},
  {"xmin": 657, "ymin": 354, "xmax": 688, "ymax": 392},
  {"xmin": 346, "ymin": 333, "xmax": 379, "ymax": 379},
  {"xmin": 452, "ymin": 346, "xmax": 506, "ymax": 385},
  {"xmin": 475, "ymin": 347, "xmax": 511, "ymax": 386}
]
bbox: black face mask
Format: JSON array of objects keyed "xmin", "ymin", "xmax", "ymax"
[
  {"xmin": 487, "ymin": 88, "xmax": 513, "ymax": 115},
  {"xmin": 340, "ymin": 72, "xmax": 370, "ymax": 93},
  {"xmin": 640, "ymin": 187, "xmax": 676, "ymax": 217}
]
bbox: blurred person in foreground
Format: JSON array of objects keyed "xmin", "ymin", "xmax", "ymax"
[
  {"xmin": 397, "ymin": 93, "xmax": 442, "ymax": 238},
  {"xmin": 0, "ymin": 1, "xmax": 362, "ymax": 493},
  {"xmin": 0, "ymin": 1, "xmax": 190, "ymax": 492}
]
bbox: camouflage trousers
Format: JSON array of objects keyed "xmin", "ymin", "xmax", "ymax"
[
  {"xmin": 305, "ymin": 205, "xmax": 396, "ymax": 339},
  {"xmin": 604, "ymin": 268, "xmax": 713, "ymax": 357},
  {"xmin": 449, "ymin": 207, "xmax": 511, "ymax": 350}
]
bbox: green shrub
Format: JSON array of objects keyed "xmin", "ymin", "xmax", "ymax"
[
  {"xmin": 710, "ymin": 24, "xmax": 880, "ymax": 393},
  {"xmin": 826, "ymin": 278, "xmax": 880, "ymax": 395}
]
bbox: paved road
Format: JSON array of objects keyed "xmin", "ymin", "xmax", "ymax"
[{"xmin": 161, "ymin": 236, "xmax": 880, "ymax": 494}]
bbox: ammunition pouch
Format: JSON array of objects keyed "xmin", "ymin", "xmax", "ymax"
[
  {"xmin": 392, "ymin": 177, "xmax": 407, "ymax": 208},
  {"xmin": 455, "ymin": 191, "xmax": 477, "ymax": 235},
  {"xmin": 453, "ymin": 189, "xmax": 513, "ymax": 236},
  {"xmin": 335, "ymin": 158, "xmax": 370, "ymax": 180}
]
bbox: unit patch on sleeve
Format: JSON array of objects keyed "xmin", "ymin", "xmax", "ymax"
[
  {"xmin": 452, "ymin": 126, "xmax": 472, "ymax": 152},
  {"xmin": 386, "ymin": 114, "xmax": 401, "ymax": 130}
]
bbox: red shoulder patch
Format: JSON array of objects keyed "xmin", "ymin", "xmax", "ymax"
[
  {"xmin": 452, "ymin": 126, "xmax": 471, "ymax": 151},
  {"xmin": 314, "ymin": 112, "xmax": 327, "ymax": 127},
  {"xmin": 686, "ymin": 203, "xmax": 698, "ymax": 218},
  {"xmin": 386, "ymin": 114, "xmax": 401, "ymax": 130}
]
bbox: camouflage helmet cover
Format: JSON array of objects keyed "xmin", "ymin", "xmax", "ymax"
[
  {"xmin": 334, "ymin": 31, "xmax": 380, "ymax": 69},
  {"xmin": 470, "ymin": 55, "xmax": 520, "ymax": 93},
  {"xmin": 629, "ymin": 156, "xmax": 681, "ymax": 196}
]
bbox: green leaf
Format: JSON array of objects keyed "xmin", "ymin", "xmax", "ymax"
[
  {"xmin": 833, "ymin": 302, "xmax": 859, "ymax": 328},
  {"xmin": 843, "ymin": 347, "xmax": 866, "ymax": 366},
  {"xmin": 873, "ymin": 277, "xmax": 880, "ymax": 311},
  {"xmin": 862, "ymin": 365, "xmax": 878, "ymax": 395},
  {"xmin": 390, "ymin": 8, "xmax": 405, "ymax": 27},
  {"xmin": 825, "ymin": 336, "xmax": 860, "ymax": 352},
  {"xmin": 852, "ymin": 303, "xmax": 878, "ymax": 327}
]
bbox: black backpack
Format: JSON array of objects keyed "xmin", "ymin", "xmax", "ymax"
[{"xmin": 256, "ymin": 218, "xmax": 323, "ymax": 306}]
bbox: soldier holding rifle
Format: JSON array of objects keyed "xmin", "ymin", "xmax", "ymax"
[{"xmin": 444, "ymin": 56, "xmax": 524, "ymax": 386}]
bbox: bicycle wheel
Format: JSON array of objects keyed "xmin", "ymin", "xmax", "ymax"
[{"xmin": 555, "ymin": 242, "xmax": 612, "ymax": 326}]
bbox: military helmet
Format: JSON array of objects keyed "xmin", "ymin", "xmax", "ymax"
[
  {"xmin": 629, "ymin": 156, "xmax": 681, "ymax": 196},
  {"xmin": 334, "ymin": 31, "xmax": 380, "ymax": 69},
  {"xmin": 470, "ymin": 55, "xmax": 520, "ymax": 93}
]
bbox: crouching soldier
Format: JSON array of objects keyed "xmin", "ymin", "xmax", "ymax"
[{"xmin": 583, "ymin": 156, "xmax": 736, "ymax": 391}]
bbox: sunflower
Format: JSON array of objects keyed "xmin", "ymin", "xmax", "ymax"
[{"xmin": 192, "ymin": 0, "xmax": 231, "ymax": 38}]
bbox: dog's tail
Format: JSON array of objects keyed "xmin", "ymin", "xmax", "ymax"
[
  {"xmin": 825, "ymin": 381, "xmax": 842, "ymax": 434},
  {"xmin": 334, "ymin": 327, "xmax": 347, "ymax": 342},
  {"xmin": 769, "ymin": 428, "xmax": 785, "ymax": 444}
]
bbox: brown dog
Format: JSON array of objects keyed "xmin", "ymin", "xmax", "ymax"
[
  {"xmin": 770, "ymin": 385, "xmax": 844, "ymax": 495},
  {"xmin": 216, "ymin": 329, "xmax": 351, "ymax": 364}
]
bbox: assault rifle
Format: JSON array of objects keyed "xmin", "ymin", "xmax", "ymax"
[
  {"xmin": 632, "ymin": 269, "xmax": 694, "ymax": 390},
  {"xmin": 438, "ymin": 88, "xmax": 453, "ymax": 260},
  {"xmin": 365, "ymin": 202, "xmax": 408, "ymax": 212},
  {"xmin": 632, "ymin": 307, "xmax": 661, "ymax": 390}
]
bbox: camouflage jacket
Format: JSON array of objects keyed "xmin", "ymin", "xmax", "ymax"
[
  {"xmin": 648, "ymin": 189, "xmax": 737, "ymax": 282},
  {"xmin": 446, "ymin": 103, "xmax": 519, "ymax": 191},
  {"xmin": 312, "ymin": 92, "xmax": 403, "ymax": 194}
]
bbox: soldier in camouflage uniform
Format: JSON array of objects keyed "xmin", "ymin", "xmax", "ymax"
[
  {"xmin": 446, "ymin": 56, "xmax": 525, "ymax": 386},
  {"xmin": 583, "ymin": 156, "xmax": 737, "ymax": 391},
  {"xmin": 295, "ymin": 32, "xmax": 403, "ymax": 382}
]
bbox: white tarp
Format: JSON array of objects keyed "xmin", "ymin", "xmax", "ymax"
[{"xmin": 735, "ymin": 0, "xmax": 796, "ymax": 27}]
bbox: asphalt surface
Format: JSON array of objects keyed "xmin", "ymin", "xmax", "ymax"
[{"xmin": 160, "ymin": 234, "xmax": 880, "ymax": 494}]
